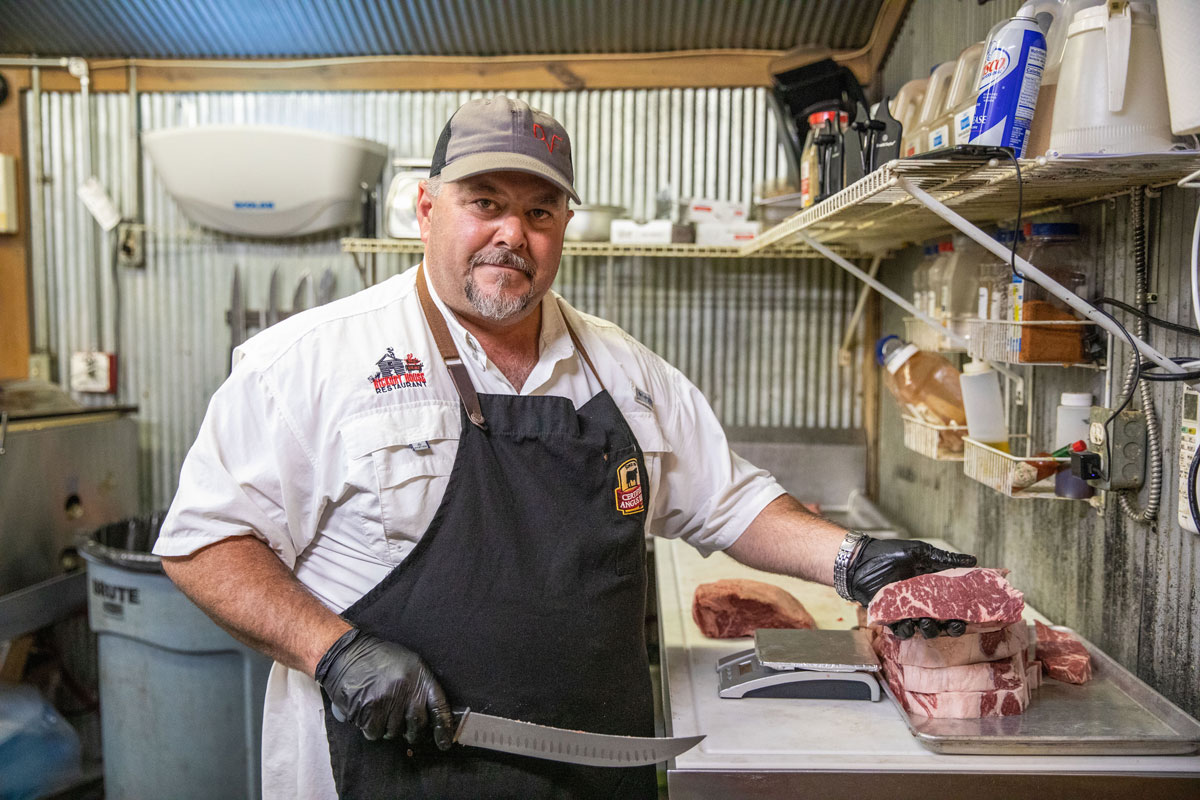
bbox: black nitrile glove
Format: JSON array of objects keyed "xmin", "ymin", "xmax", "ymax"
[
  {"xmin": 316, "ymin": 628, "xmax": 454, "ymax": 749},
  {"xmin": 847, "ymin": 537, "xmax": 977, "ymax": 641}
]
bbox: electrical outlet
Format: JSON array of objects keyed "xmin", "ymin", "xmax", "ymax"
[
  {"xmin": 28, "ymin": 353, "xmax": 52, "ymax": 381},
  {"xmin": 69, "ymin": 351, "xmax": 117, "ymax": 393},
  {"xmin": 1081, "ymin": 407, "xmax": 1146, "ymax": 491}
]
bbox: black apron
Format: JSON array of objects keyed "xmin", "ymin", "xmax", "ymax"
[{"xmin": 322, "ymin": 267, "xmax": 657, "ymax": 799}]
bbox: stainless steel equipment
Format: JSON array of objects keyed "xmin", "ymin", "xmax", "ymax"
[
  {"xmin": 0, "ymin": 380, "xmax": 139, "ymax": 638},
  {"xmin": 881, "ymin": 628, "xmax": 1200, "ymax": 756}
]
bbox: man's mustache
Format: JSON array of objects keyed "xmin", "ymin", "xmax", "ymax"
[{"xmin": 468, "ymin": 249, "xmax": 534, "ymax": 277}]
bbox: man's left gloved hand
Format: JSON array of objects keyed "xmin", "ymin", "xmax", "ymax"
[{"xmin": 847, "ymin": 537, "xmax": 977, "ymax": 641}]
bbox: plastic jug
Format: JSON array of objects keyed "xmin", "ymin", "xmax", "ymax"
[
  {"xmin": 912, "ymin": 244, "xmax": 939, "ymax": 316},
  {"xmin": 940, "ymin": 234, "xmax": 990, "ymax": 337},
  {"xmin": 926, "ymin": 239, "xmax": 955, "ymax": 323},
  {"xmin": 877, "ymin": 336, "xmax": 967, "ymax": 452},
  {"xmin": 906, "ymin": 62, "xmax": 956, "ymax": 157},
  {"xmin": 1157, "ymin": 0, "xmax": 1200, "ymax": 135},
  {"xmin": 1026, "ymin": 0, "xmax": 1105, "ymax": 157},
  {"xmin": 892, "ymin": 77, "xmax": 928, "ymax": 157},
  {"xmin": 960, "ymin": 361, "xmax": 1010, "ymax": 453},
  {"xmin": 1050, "ymin": 1, "xmax": 1178, "ymax": 155},
  {"xmin": 948, "ymin": 42, "xmax": 986, "ymax": 145}
]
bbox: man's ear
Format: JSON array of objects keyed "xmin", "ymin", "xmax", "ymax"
[{"xmin": 416, "ymin": 181, "xmax": 435, "ymax": 243}]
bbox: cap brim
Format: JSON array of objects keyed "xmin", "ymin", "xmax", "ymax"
[{"xmin": 439, "ymin": 152, "xmax": 581, "ymax": 204}]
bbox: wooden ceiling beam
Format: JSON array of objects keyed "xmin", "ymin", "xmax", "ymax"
[{"xmin": 1, "ymin": 50, "xmax": 786, "ymax": 93}]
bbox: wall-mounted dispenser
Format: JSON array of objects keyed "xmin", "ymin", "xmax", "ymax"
[{"xmin": 144, "ymin": 125, "xmax": 388, "ymax": 238}]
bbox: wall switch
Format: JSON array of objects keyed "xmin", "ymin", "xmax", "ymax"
[
  {"xmin": 28, "ymin": 353, "xmax": 52, "ymax": 381},
  {"xmin": 69, "ymin": 351, "xmax": 117, "ymax": 393}
]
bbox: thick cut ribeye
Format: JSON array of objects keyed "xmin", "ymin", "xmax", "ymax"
[
  {"xmin": 1034, "ymin": 620, "xmax": 1092, "ymax": 684},
  {"xmin": 887, "ymin": 654, "xmax": 1026, "ymax": 693},
  {"xmin": 878, "ymin": 660, "xmax": 1029, "ymax": 718},
  {"xmin": 692, "ymin": 579, "xmax": 817, "ymax": 638},
  {"xmin": 873, "ymin": 622, "xmax": 1028, "ymax": 668},
  {"xmin": 868, "ymin": 567, "xmax": 1024, "ymax": 626}
]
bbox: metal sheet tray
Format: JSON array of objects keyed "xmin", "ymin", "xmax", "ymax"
[{"xmin": 880, "ymin": 628, "xmax": 1200, "ymax": 756}]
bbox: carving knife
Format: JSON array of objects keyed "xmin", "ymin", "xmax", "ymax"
[
  {"xmin": 450, "ymin": 708, "xmax": 704, "ymax": 767},
  {"xmin": 331, "ymin": 705, "xmax": 704, "ymax": 766}
]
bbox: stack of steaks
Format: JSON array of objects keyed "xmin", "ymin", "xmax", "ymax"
[{"xmin": 867, "ymin": 568, "xmax": 1037, "ymax": 719}]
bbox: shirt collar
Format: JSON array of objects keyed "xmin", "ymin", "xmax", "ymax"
[{"xmin": 419, "ymin": 262, "xmax": 576, "ymax": 373}]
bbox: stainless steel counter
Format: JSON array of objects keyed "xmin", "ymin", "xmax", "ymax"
[{"xmin": 656, "ymin": 535, "xmax": 1200, "ymax": 798}]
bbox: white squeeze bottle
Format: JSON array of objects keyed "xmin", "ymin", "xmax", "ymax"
[
  {"xmin": 877, "ymin": 336, "xmax": 968, "ymax": 453},
  {"xmin": 1055, "ymin": 392, "xmax": 1094, "ymax": 498},
  {"xmin": 960, "ymin": 360, "xmax": 1010, "ymax": 453}
]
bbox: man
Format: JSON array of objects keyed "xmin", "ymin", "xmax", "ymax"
[{"xmin": 155, "ymin": 96, "xmax": 974, "ymax": 799}]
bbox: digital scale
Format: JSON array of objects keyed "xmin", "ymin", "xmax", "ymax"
[{"xmin": 716, "ymin": 628, "xmax": 882, "ymax": 701}]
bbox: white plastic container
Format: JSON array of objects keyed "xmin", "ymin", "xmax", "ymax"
[
  {"xmin": 926, "ymin": 239, "xmax": 956, "ymax": 323},
  {"xmin": 1050, "ymin": 2, "xmax": 1177, "ymax": 155},
  {"xmin": 1055, "ymin": 392, "xmax": 1095, "ymax": 498},
  {"xmin": 906, "ymin": 62, "xmax": 956, "ymax": 157},
  {"xmin": 960, "ymin": 360, "xmax": 1010, "ymax": 452},
  {"xmin": 947, "ymin": 42, "xmax": 986, "ymax": 146},
  {"xmin": 1156, "ymin": 0, "xmax": 1200, "ymax": 135}
]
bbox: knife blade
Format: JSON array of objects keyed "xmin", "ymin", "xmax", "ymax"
[
  {"xmin": 266, "ymin": 266, "xmax": 282, "ymax": 327},
  {"xmin": 451, "ymin": 708, "xmax": 704, "ymax": 767}
]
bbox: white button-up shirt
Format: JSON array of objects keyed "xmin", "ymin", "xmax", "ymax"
[{"xmin": 155, "ymin": 264, "xmax": 785, "ymax": 799}]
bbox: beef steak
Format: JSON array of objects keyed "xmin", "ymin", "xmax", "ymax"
[
  {"xmin": 867, "ymin": 567, "xmax": 1024, "ymax": 626},
  {"xmin": 1034, "ymin": 620, "xmax": 1092, "ymax": 684},
  {"xmin": 873, "ymin": 622, "xmax": 1029, "ymax": 668},
  {"xmin": 692, "ymin": 579, "xmax": 817, "ymax": 638},
  {"xmin": 888, "ymin": 654, "xmax": 1026, "ymax": 693}
]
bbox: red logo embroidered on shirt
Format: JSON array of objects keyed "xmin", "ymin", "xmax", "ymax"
[
  {"xmin": 614, "ymin": 458, "xmax": 645, "ymax": 515},
  {"xmin": 532, "ymin": 123, "xmax": 562, "ymax": 153},
  {"xmin": 368, "ymin": 348, "xmax": 427, "ymax": 393}
]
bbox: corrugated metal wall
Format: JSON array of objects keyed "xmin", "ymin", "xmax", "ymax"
[
  {"xmin": 26, "ymin": 87, "xmax": 865, "ymax": 513},
  {"xmin": 877, "ymin": 0, "xmax": 1200, "ymax": 717}
]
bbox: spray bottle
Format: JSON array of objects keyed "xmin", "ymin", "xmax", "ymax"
[{"xmin": 968, "ymin": 2, "xmax": 1051, "ymax": 155}]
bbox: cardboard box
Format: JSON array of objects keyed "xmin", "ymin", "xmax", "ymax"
[
  {"xmin": 609, "ymin": 219, "xmax": 695, "ymax": 244},
  {"xmin": 679, "ymin": 198, "xmax": 749, "ymax": 224},
  {"xmin": 694, "ymin": 221, "xmax": 762, "ymax": 246}
]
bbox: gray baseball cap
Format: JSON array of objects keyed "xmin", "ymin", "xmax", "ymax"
[{"xmin": 429, "ymin": 96, "xmax": 580, "ymax": 204}]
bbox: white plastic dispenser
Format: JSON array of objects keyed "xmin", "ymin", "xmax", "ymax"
[{"xmin": 144, "ymin": 125, "xmax": 389, "ymax": 237}]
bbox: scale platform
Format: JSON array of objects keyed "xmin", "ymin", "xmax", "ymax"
[{"xmin": 717, "ymin": 629, "xmax": 881, "ymax": 701}]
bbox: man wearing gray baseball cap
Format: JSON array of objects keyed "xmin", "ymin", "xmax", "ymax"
[{"xmin": 159, "ymin": 95, "xmax": 974, "ymax": 799}]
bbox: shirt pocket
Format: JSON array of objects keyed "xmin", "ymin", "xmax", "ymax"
[
  {"xmin": 340, "ymin": 402, "xmax": 462, "ymax": 561},
  {"xmin": 622, "ymin": 411, "xmax": 672, "ymax": 530}
]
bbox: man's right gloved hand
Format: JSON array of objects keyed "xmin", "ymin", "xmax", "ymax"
[{"xmin": 315, "ymin": 627, "xmax": 455, "ymax": 749}]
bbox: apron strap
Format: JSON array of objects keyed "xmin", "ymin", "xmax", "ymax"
[
  {"xmin": 416, "ymin": 263, "xmax": 487, "ymax": 430},
  {"xmin": 414, "ymin": 263, "xmax": 608, "ymax": 427},
  {"xmin": 558, "ymin": 298, "xmax": 606, "ymax": 394}
]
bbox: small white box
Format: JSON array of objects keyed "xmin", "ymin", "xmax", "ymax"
[
  {"xmin": 694, "ymin": 221, "xmax": 762, "ymax": 246},
  {"xmin": 609, "ymin": 219, "xmax": 695, "ymax": 244},
  {"xmin": 70, "ymin": 351, "xmax": 118, "ymax": 393},
  {"xmin": 680, "ymin": 198, "xmax": 750, "ymax": 224}
]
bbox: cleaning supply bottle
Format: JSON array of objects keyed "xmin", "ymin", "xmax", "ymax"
[
  {"xmin": 926, "ymin": 239, "xmax": 956, "ymax": 323},
  {"xmin": 942, "ymin": 234, "xmax": 989, "ymax": 337},
  {"xmin": 1055, "ymin": 392, "xmax": 1095, "ymax": 498},
  {"xmin": 978, "ymin": 229, "xmax": 1022, "ymax": 322},
  {"xmin": 969, "ymin": 2, "xmax": 1049, "ymax": 155},
  {"xmin": 911, "ymin": 244, "xmax": 938, "ymax": 317},
  {"xmin": 877, "ymin": 335, "xmax": 968, "ymax": 452},
  {"xmin": 960, "ymin": 360, "xmax": 1010, "ymax": 453}
]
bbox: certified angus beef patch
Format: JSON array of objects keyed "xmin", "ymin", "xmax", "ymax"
[{"xmin": 614, "ymin": 457, "xmax": 645, "ymax": 515}]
